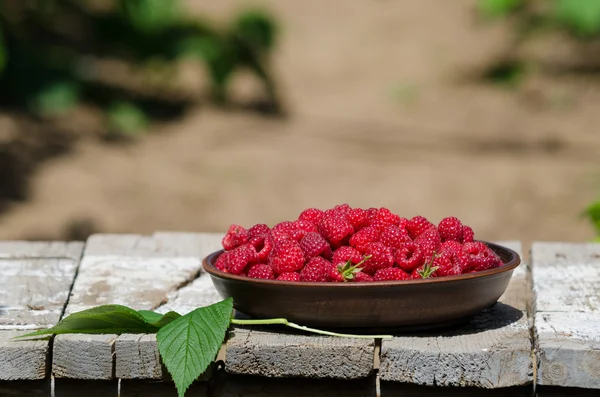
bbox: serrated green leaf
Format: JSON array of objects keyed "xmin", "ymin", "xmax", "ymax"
[
  {"xmin": 138, "ymin": 310, "xmax": 182, "ymax": 328},
  {"xmin": 555, "ymin": 0, "xmax": 600, "ymax": 37},
  {"xmin": 478, "ymin": 0, "xmax": 523, "ymax": 19},
  {"xmin": 17, "ymin": 305, "xmax": 162, "ymax": 338},
  {"xmin": 157, "ymin": 298, "xmax": 233, "ymax": 397}
]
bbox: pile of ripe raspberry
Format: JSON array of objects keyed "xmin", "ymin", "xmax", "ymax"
[{"xmin": 215, "ymin": 204, "xmax": 503, "ymax": 282}]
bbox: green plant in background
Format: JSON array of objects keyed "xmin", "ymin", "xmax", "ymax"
[
  {"xmin": 0, "ymin": 0, "xmax": 280, "ymax": 136},
  {"xmin": 477, "ymin": 0, "xmax": 600, "ymax": 85},
  {"xmin": 583, "ymin": 199, "xmax": 600, "ymax": 242}
]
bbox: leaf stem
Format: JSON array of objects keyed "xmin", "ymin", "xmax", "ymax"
[{"xmin": 231, "ymin": 318, "xmax": 392, "ymax": 339}]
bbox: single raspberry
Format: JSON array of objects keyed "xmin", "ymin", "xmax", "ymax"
[
  {"xmin": 413, "ymin": 255, "xmax": 439, "ymax": 279},
  {"xmin": 433, "ymin": 251, "xmax": 462, "ymax": 277},
  {"xmin": 373, "ymin": 267, "xmax": 410, "ymax": 281},
  {"xmin": 298, "ymin": 208, "xmax": 324, "ymax": 224},
  {"xmin": 379, "ymin": 225, "xmax": 412, "ymax": 251},
  {"xmin": 326, "ymin": 257, "xmax": 369, "ymax": 282},
  {"xmin": 247, "ymin": 264, "xmax": 275, "ymax": 280},
  {"xmin": 215, "ymin": 251, "xmax": 231, "ymax": 271},
  {"xmin": 327, "ymin": 266, "xmax": 345, "ymax": 282},
  {"xmin": 349, "ymin": 226, "xmax": 381, "ymax": 252},
  {"xmin": 369, "ymin": 208, "xmax": 401, "ymax": 231},
  {"xmin": 277, "ymin": 272, "xmax": 301, "ymax": 282},
  {"xmin": 406, "ymin": 216, "xmax": 435, "ymax": 239},
  {"xmin": 268, "ymin": 239, "xmax": 306, "ymax": 275},
  {"xmin": 439, "ymin": 240, "xmax": 468, "ymax": 272},
  {"xmin": 362, "ymin": 242, "xmax": 394, "ymax": 275},
  {"xmin": 415, "ymin": 227, "xmax": 441, "ymax": 262},
  {"xmin": 463, "ymin": 242, "xmax": 503, "ymax": 272},
  {"xmin": 346, "ymin": 207, "xmax": 368, "ymax": 231},
  {"xmin": 299, "ymin": 232, "xmax": 332, "ymax": 259},
  {"xmin": 397, "ymin": 217, "xmax": 409, "ymax": 230},
  {"xmin": 300, "ymin": 257, "xmax": 331, "ymax": 282},
  {"xmin": 333, "ymin": 203, "xmax": 352, "ymax": 216},
  {"xmin": 271, "ymin": 221, "xmax": 297, "ymax": 241},
  {"xmin": 395, "ymin": 241, "xmax": 424, "ymax": 272},
  {"xmin": 354, "ymin": 272, "xmax": 374, "ymax": 282},
  {"xmin": 248, "ymin": 224, "xmax": 270, "ymax": 239},
  {"xmin": 222, "ymin": 224, "xmax": 249, "ymax": 250},
  {"xmin": 294, "ymin": 219, "xmax": 319, "ymax": 234},
  {"xmin": 227, "ymin": 244, "xmax": 258, "ymax": 275},
  {"xmin": 332, "ymin": 246, "xmax": 362, "ymax": 266},
  {"xmin": 438, "ymin": 217, "xmax": 464, "ymax": 242},
  {"xmin": 318, "ymin": 215, "xmax": 354, "ymax": 247},
  {"xmin": 249, "ymin": 234, "xmax": 274, "ymax": 262},
  {"xmin": 462, "ymin": 226, "xmax": 475, "ymax": 243}
]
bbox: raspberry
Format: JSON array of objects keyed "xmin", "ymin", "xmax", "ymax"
[
  {"xmin": 374, "ymin": 267, "xmax": 410, "ymax": 281},
  {"xmin": 412, "ymin": 255, "xmax": 438, "ymax": 279},
  {"xmin": 327, "ymin": 266, "xmax": 345, "ymax": 282},
  {"xmin": 248, "ymin": 224, "xmax": 270, "ymax": 239},
  {"xmin": 347, "ymin": 207, "xmax": 369, "ymax": 230},
  {"xmin": 333, "ymin": 203, "xmax": 352, "ymax": 216},
  {"xmin": 354, "ymin": 272, "xmax": 374, "ymax": 282},
  {"xmin": 227, "ymin": 244, "xmax": 258, "ymax": 275},
  {"xmin": 271, "ymin": 221, "xmax": 296, "ymax": 241},
  {"xmin": 294, "ymin": 219, "xmax": 319, "ymax": 234},
  {"xmin": 433, "ymin": 251, "xmax": 462, "ymax": 277},
  {"xmin": 463, "ymin": 242, "xmax": 503, "ymax": 272},
  {"xmin": 439, "ymin": 240, "xmax": 468, "ymax": 271},
  {"xmin": 247, "ymin": 264, "xmax": 275, "ymax": 280},
  {"xmin": 394, "ymin": 241, "xmax": 424, "ymax": 272},
  {"xmin": 397, "ymin": 217, "xmax": 409, "ymax": 230},
  {"xmin": 327, "ymin": 256, "xmax": 370, "ymax": 282},
  {"xmin": 438, "ymin": 217, "xmax": 464, "ymax": 243},
  {"xmin": 249, "ymin": 234, "xmax": 274, "ymax": 262},
  {"xmin": 362, "ymin": 242, "xmax": 394, "ymax": 275},
  {"xmin": 406, "ymin": 216, "xmax": 435, "ymax": 239},
  {"xmin": 415, "ymin": 227, "xmax": 441, "ymax": 262},
  {"xmin": 300, "ymin": 257, "xmax": 331, "ymax": 282},
  {"xmin": 349, "ymin": 226, "xmax": 381, "ymax": 252},
  {"xmin": 298, "ymin": 208, "xmax": 324, "ymax": 224},
  {"xmin": 215, "ymin": 251, "xmax": 230, "ymax": 271},
  {"xmin": 462, "ymin": 226, "xmax": 475, "ymax": 243},
  {"xmin": 299, "ymin": 232, "xmax": 332, "ymax": 259},
  {"xmin": 277, "ymin": 272, "xmax": 301, "ymax": 282},
  {"xmin": 318, "ymin": 215, "xmax": 354, "ymax": 247},
  {"xmin": 369, "ymin": 208, "xmax": 401, "ymax": 231},
  {"xmin": 332, "ymin": 246, "xmax": 362, "ymax": 266},
  {"xmin": 379, "ymin": 225, "xmax": 411, "ymax": 250},
  {"xmin": 222, "ymin": 224, "xmax": 249, "ymax": 250},
  {"xmin": 268, "ymin": 239, "xmax": 305, "ymax": 275}
]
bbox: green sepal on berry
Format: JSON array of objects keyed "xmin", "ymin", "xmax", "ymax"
[
  {"xmin": 417, "ymin": 253, "xmax": 439, "ymax": 279},
  {"xmin": 337, "ymin": 255, "xmax": 372, "ymax": 281}
]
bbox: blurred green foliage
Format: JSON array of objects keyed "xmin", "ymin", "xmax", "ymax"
[
  {"xmin": 583, "ymin": 200, "xmax": 600, "ymax": 242},
  {"xmin": 0, "ymin": 0, "xmax": 280, "ymax": 135},
  {"xmin": 478, "ymin": 0, "xmax": 600, "ymax": 84}
]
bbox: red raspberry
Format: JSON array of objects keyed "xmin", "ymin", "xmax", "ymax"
[
  {"xmin": 247, "ymin": 264, "xmax": 275, "ymax": 280},
  {"xmin": 215, "ymin": 251, "xmax": 230, "ymax": 271},
  {"xmin": 294, "ymin": 219, "xmax": 319, "ymax": 234},
  {"xmin": 249, "ymin": 234, "xmax": 274, "ymax": 262},
  {"xmin": 248, "ymin": 224, "xmax": 270, "ymax": 239},
  {"xmin": 373, "ymin": 267, "xmax": 410, "ymax": 281},
  {"xmin": 300, "ymin": 257, "xmax": 331, "ymax": 282},
  {"xmin": 362, "ymin": 242, "xmax": 394, "ymax": 275},
  {"xmin": 438, "ymin": 217, "xmax": 464, "ymax": 243},
  {"xmin": 415, "ymin": 227, "xmax": 441, "ymax": 262},
  {"xmin": 369, "ymin": 208, "xmax": 401, "ymax": 231},
  {"xmin": 379, "ymin": 225, "xmax": 411, "ymax": 251},
  {"xmin": 347, "ymin": 207, "xmax": 369, "ymax": 230},
  {"xmin": 227, "ymin": 244, "xmax": 258, "ymax": 275},
  {"xmin": 397, "ymin": 217, "xmax": 409, "ymax": 230},
  {"xmin": 463, "ymin": 242, "xmax": 503, "ymax": 272},
  {"xmin": 412, "ymin": 256, "xmax": 438, "ymax": 279},
  {"xmin": 318, "ymin": 215, "xmax": 354, "ymax": 247},
  {"xmin": 439, "ymin": 240, "xmax": 468, "ymax": 271},
  {"xmin": 277, "ymin": 272, "xmax": 301, "ymax": 282},
  {"xmin": 333, "ymin": 203, "xmax": 352, "ymax": 216},
  {"xmin": 268, "ymin": 239, "xmax": 305, "ymax": 275},
  {"xmin": 298, "ymin": 208, "xmax": 324, "ymax": 224},
  {"xmin": 394, "ymin": 241, "xmax": 424, "ymax": 272},
  {"xmin": 222, "ymin": 224, "xmax": 249, "ymax": 250},
  {"xmin": 299, "ymin": 232, "xmax": 332, "ymax": 259},
  {"xmin": 354, "ymin": 272, "xmax": 374, "ymax": 282},
  {"xmin": 327, "ymin": 266, "xmax": 345, "ymax": 282},
  {"xmin": 462, "ymin": 226, "xmax": 475, "ymax": 243},
  {"xmin": 406, "ymin": 216, "xmax": 435, "ymax": 239},
  {"xmin": 433, "ymin": 250, "xmax": 462, "ymax": 277},
  {"xmin": 271, "ymin": 221, "xmax": 296, "ymax": 241},
  {"xmin": 332, "ymin": 246, "xmax": 362, "ymax": 266},
  {"xmin": 349, "ymin": 226, "xmax": 381, "ymax": 252}
]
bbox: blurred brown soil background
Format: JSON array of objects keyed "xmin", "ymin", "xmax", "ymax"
[{"xmin": 0, "ymin": 0, "xmax": 599, "ymax": 248}]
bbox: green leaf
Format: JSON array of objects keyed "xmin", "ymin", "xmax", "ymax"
[
  {"xmin": 31, "ymin": 81, "xmax": 80, "ymax": 116},
  {"xmin": 119, "ymin": 0, "xmax": 181, "ymax": 34},
  {"xmin": 107, "ymin": 101, "xmax": 150, "ymax": 136},
  {"xmin": 478, "ymin": 0, "xmax": 523, "ymax": 19},
  {"xmin": 157, "ymin": 298, "xmax": 233, "ymax": 397},
  {"xmin": 554, "ymin": 0, "xmax": 600, "ymax": 37},
  {"xmin": 138, "ymin": 310, "xmax": 182, "ymax": 328},
  {"xmin": 17, "ymin": 305, "xmax": 163, "ymax": 338},
  {"xmin": 233, "ymin": 10, "xmax": 278, "ymax": 51}
]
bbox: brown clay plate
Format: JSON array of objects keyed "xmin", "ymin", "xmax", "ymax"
[{"xmin": 202, "ymin": 242, "xmax": 521, "ymax": 330}]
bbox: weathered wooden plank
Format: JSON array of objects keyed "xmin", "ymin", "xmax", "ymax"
[
  {"xmin": 0, "ymin": 332, "xmax": 49, "ymax": 380},
  {"xmin": 224, "ymin": 327, "xmax": 375, "ymax": 379},
  {"xmin": 115, "ymin": 334, "xmax": 162, "ymax": 380},
  {"xmin": 53, "ymin": 334, "xmax": 117, "ymax": 379},
  {"xmin": 0, "ymin": 241, "xmax": 83, "ymax": 260},
  {"xmin": 532, "ymin": 242, "xmax": 600, "ymax": 389},
  {"xmin": 379, "ymin": 241, "xmax": 533, "ymax": 388},
  {"xmin": 156, "ymin": 274, "xmax": 223, "ymax": 316}
]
